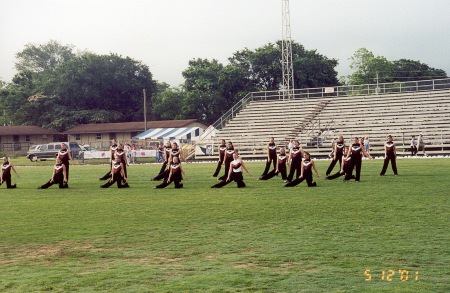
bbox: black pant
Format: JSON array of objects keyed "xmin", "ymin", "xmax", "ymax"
[
  {"xmin": 99, "ymin": 161, "xmax": 113, "ymax": 180},
  {"xmin": 212, "ymin": 159, "xmax": 224, "ymax": 177},
  {"xmin": 39, "ymin": 174, "xmax": 67, "ymax": 189},
  {"xmin": 100, "ymin": 173, "xmax": 129, "ymax": 188},
  {"xmin": 212, "ymin": 172, "xmax": 246, "ymax": 188},
  {"xmin": 1, "ymin": 173, "xmax": 16, "ymax": 188},
  {"xmin": 159, "ymin": 160, "xmax": 168, "ymax": 174},
  {"xmin": 155, "ymin": 173, "xmax": 183, "ymax": 189},
  {"xmin": 259, "ymin": 165, "xmax": 287, "ymax": 180},
  {"xmin": 153, "ymin": 169, "xmax": 169, "ymax": 181},
  {"xmin": 218, "ymin": 158, "xmax": 233, "ymax": 180},
  {"xmin": 380, "ymin": 155, "xmax": 398, "ymax": 175},
  {"xmin": 284, "ymin": 172, "xmax": 316, "ymax": 187},
  {"xmin": 326, "ymin": 154, "xmax": 342, "ymax": 175},
  {"xmin": 62, "ymin": 162, "xmax": 70, "ymax": 181},
  {"xmin": 287, "ymin": 157, "xmax": 301, "ymax": 181},
  {"xmin": 261, "ymin": 154, "xmax": 277, "ymax": 176},
  {"xmin": 344, "ymin": 157, "xmax": 362, "ymax": 181},
  {"xmin": 410, "ymin": 146, "xmax": 417, "ymax": 156}
]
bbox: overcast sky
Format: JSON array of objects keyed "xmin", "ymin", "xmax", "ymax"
[{"xmin": 1, "ymin": 0, "xmax": 449, "ymax": 87}]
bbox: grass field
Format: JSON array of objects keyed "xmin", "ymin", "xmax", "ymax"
[{"xmin": 0, "ymin": 157, "xmax": 448, "ymax": 292}]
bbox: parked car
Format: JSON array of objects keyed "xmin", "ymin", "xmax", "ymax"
[{"xmin": 26, "ymin": 142, "xmax": 82, "ymax": 162}]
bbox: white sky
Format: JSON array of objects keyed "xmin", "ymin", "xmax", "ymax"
[{"xmin": 1, "ymin": 0, "xmax": 449, "ymax": 87}]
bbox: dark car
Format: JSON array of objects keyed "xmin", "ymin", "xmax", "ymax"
[{"xmin": 26, "ymin": 142, "xmax": 82, "ymax": 161}]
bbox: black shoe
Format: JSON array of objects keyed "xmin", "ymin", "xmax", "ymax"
[{"xmin": 379, "ymin": 173, "xmax": 385, "ymax": 176}]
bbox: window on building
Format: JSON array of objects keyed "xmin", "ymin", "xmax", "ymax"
[
  {"xmin": 25, "ymin": 135, "xmax": 31, "ymax": 142},
  {"xmin": 75, "ymin": 134, "xmax": 81, "ymax": 140},
  {"xmin": 96, "ymin": 133, "xmax": 102, "ymax": 140}
]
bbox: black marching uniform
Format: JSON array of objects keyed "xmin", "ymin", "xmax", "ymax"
[
  {"xmin": 344, "ymin": 143, "xmax": 363, "ymax": 182},
  {"xmin": 58, "ymin": 148, "xmax": 70, "ymax": 182},
  {"xmin": 218, "ymin": 147, "xmax": 235, "ymax": 180},
  {"xmin": 326, "ymin": 141, "xmax": 345, "ymax": 175},
  {"xmin": 116, "ymin": 148, "xmax": 128, "ymax": 182},
  {"xmin": 259, "ymin": 153, "xmax": 288, "ymax": 180},
  {"xmin": 100, "ymin": 162, "xmax": 129, "ymax": 188},
  {"xmin": 287, "ymin": 146, "xmax": 302, "ymax": 182},
  {"xmin": 261, "ymin": 142, "xmax": 277, "ymax": 176},
  {"xmin": 158, "ymin": 145, "xmax": 172, "ymax": 175},
  {"xmin": 100, "ymin": 144, "xmax": 118, "ymax": 180},
  {"xmin": 380, "ymin": 141, "xmax": 398, "ymax": 176},
  {"xmin": 285, "ymin": 159, "xmax": 317, "ymax": 187},
  {"xmin": 212, "ymin": 159, "xmax": 246, "ymax": 188},
  {"xmin": 212, "ymin": 144, "xmax": 227, "ymax": 177},
  {"xmin": 39, "ymin": 163, "xmax": 67, "ymax": 189},
  {"xmin": 155, "ymin": 162, "xmax": 184, "ymax": 189},
  {"xmin": 1, "ymin": 161, "xmax": 16, "ymax": 188},
  {"xmin": 154, "ymin": 147, "xmax": 180, "ymax": 181}
]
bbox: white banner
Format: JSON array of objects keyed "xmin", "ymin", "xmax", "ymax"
[{"xmin": 82, "ymin": 150, "xmax": 157, "ymax": 159}]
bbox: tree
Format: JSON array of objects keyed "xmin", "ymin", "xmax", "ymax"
[
  {"xmin": 230, "ymin": 41, "xmax": 339, "ymax": 90},
  {"xmin": 392, "ymin": 59, "xmax": 447, "ymax": 81},
  {"xmin": 152, "ymin": 87, "xmax": 186, "ymax": 120},
  {"xmin": 347, "ymin": 48, "xmax": 447, "ymax": 85},
  {"xmin": 347, "ymin": 48, "xmax": 395, "ymax": 85},
  {"xmin": 5, "ymin": 50, "xmax": 156, "ymax": 131},
  {"xmin": 15, "ymin": 40, "xmax": 75, "ymax": 74}
]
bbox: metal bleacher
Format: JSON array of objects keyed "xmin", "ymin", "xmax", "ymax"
[{"xmin": 195, "ymin": 78, "xmax": 450, "ymax": 160}]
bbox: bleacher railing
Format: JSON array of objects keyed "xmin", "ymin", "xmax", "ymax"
[{"xmin": 200, "ymin": 78, "xmax": 450, "ymax": 140}]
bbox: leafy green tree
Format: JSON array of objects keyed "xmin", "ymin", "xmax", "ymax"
[
  {"xmin": 152, "ymin": 87, "xmax": 186, "ymax": 120},
  {"xmin": 347, "ymin": 48, "xmax": 447, "ymax": 85},
  {"xmin": 347, "ymin": 48, "xmax": 395, "ymax": 84},
  {"xmin": 15, "ymin": 40, "xmax": 75, "ymax": 74},
  {"xmin": 392, "ymin": 59, "xmax": 447, "ymax": 81},
  {"xmin": 4, "ymin": 44, "xmax": 156, "ymax": 131},
  {"xmin": 230, "ymin": 41, "xmax": 339, "ymax": 90}
]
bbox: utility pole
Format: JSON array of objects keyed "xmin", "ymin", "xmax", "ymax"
[
  {"xmin": 281, "ymin": 0, "xmax": 295, "ymax": 100},
  {"xmin": 143, "ymin": 89, "xmax": 147, "ymax": 131}
]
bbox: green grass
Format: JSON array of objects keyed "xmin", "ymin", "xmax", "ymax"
[{"xmin": 0, "ymin": 158, "xmax": 448, "ymax": 292}]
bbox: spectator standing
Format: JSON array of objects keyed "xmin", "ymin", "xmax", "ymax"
[
  {"xmin": 131, "ymin": 144, "xmax": 137, "ymax": 164},
  {"xmin": 418, "ymin": 133, "xmax": 426, "ymax": 156},
  {"xmin": 363, "ymin": 137, "xmax": 370, "ymax": 155},
  {"xmin": 410, "ymin": 135, "xmax": 417, "ymax": 156}
]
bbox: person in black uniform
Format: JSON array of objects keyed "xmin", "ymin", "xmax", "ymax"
[
  {"xmin": 212, "ymin": 150, "xmax": 252, "ymax": 188},
  {"xmin": 58, "ymin": 143, "xmax": 72, "ymax": 183},
  {"xmin": 0, "ymin": 157, "xmax": 19, "ymax": 188},
  {"xmin": 99, "ymin": 139, "xmax": 118, "ymax": 180},
  {"xmin": 286, "ymin": 140, "xmax": 303, "ymax": 182},
  {"xmin": 218, "ymin": 141, "xmax": 235, "ymax": 180},
  {"xmin": 212, "ymin": 139, "xmax": 227, "ymax": 177},
  {"xmin": 151, "ymin": 141, "xmax": 172, "ymax": 181},
  {"xmin": 380, "ymin": 135, "xmax": 398, "ymax": 176},
  {"xmin": 38, "ymin": 157, "xmax": 68, "ymax": 189},
  {"xmin": 152, "ymin": 142, "xmax": 185, "ymax": 181},
  {"xmin": 344, "ymin": 137, "xmax": 372, "ymax": 182},
  {"xmin": 116, "ymin": 143, "xmax": 129, "ymax": 183},
  {"xmin": 285, "ymin": 152, "xmax": 320, "ymax": 187},
  {"xmin": 259, "ymin": 147, "xmax": 288, "ymax": 181},
  {"xmin": 261, "ymin": 137, "xmax": 277, "ymax": 176},
  {"xmin": 168, "ymin": 142, "xmax": 186, "ymax": 163},
  {"xmin": 326, "ymin": 136, "xmax": 346, "ymax": 176},
  {"xmin": 155, "ymin": 157, "xmax": 187, "ymax": 189},
  {"xmin": 100, "ymin": 154, "xmax": 129, "ymax": 188}
]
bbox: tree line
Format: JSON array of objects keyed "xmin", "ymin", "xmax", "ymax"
[{"xmin": 0, "ymin": 40, "xmax": 447, "ymax": 130}]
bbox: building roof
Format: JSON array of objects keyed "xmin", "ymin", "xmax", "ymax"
[
  {"xmin": 0, "ymin": 126, "xmax": 55, "ymax": 136},
  {"xmin": 64, "ymin": 119, "xmax": 206, "ymax": 134}
]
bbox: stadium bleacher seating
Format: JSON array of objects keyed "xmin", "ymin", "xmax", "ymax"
[{"xmin": 197, "ymin": 87, "xmax": 450, "ymax": 159}]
